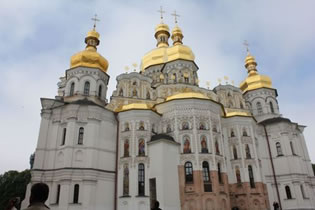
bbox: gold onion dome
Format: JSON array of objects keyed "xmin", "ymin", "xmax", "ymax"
[
  {"xmin": 240, "ymin": 52, "xmax": 272, "ymax": 93},
  {"xmin": 70, "ymin": 28, "xmax": 109, "ymax": 72},
  {"xmin": 141, "ymin": 23, "xmax": 195, "ymax": 71}
]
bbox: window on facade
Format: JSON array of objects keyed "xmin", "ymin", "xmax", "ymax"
[
  {"xmin": 215, "ymin": 140, "xmax": 220, "ymax": 155},
  {"xmin": 123, "ymin": 165, "xmax": 129, "ymax": 196},
  {"xmin": 172, "ymin": 73, "xmax": 177, "ymax": 82},
  {"xmin": 245, "ymin": 144, "xmax": 251, "ymax": 159},
  {"xmin": 270, "ymin": 101, "xmax": 275, "ymax": 113},
  {"xmin": 139, "ymin": 121, "xmax": 145, "ymax": 130},
  {"xmin": 133, "ymin": 81, "xmax": 137, "ymax": 86},
  {"xmin": 236, "ymin": 168, "xmax": 241, "ymax": 184},
  {"xmin": 119, "ymin": 89, "xmax": 123, "ymax": 96},
  {"xmin": 201, "ymin": 136, "xmax": 208, "ymax": 153},
  {"xmin": 56, "ymin": 184, "xmax": 60, "ymax": 204},
  {"xmin": 290, "ymin": 141, "xmax": 295, "ymax": 155},
  {"xmin": 256, "ymin": 102, "xmax": 263, "ymax": 115},
  {"xmin": 202, "ymin": 161, "xmax": 212, "ymax": 192},
  {"xmin": 78, "ymin": 127, "xmax": 84, "ymax": 145},
  {"xmin": 124, "ymin": 122, "xmax": 130, "ymax": 131},
  {"xmin": 276, "ymin": 142, "xmax": 283, "ymax": 156},
  {"xmin": 166, "ymin": 124, "xmax": 172, "ymax": 133},
  {"xmin": 73, "ymin": 184, "xmax": 79, "ymax": 203},
  {"xmin": 61, "ymin": 128, "xmax": 66, "ymax": 145},
  {"xmin": 138, "ymin": 139, "xmax": 145, "ymax": 156},
  {"xmin": 300, "ymin": 185, "xmax": 306, "ymax": 198},
  {"xmin": 184, "ymin": 76, "xmax": 189, "ymax": 83},
  {"xmin": 70, "ymin": 82, "xmax": 75, "ymax": 96},
  {"xmin": 231, "ymin": 129, "xmax": 235, "ymax": 137},
  {"xmin": 285, "ymin": 186, "xmax": 292, "ymax": 199},
  {"xmin": 146, "ymin": 91, "xmax": 150, "ymax": 99},
  {"xmin": 137, "ymin": 163, "xmax": 145, "ymax": 196},
  {"xmin": 98, "ymin": 85, "xmax": 102, "ymax": 98},
  {"xmin": 83, "ymin": 81, "xmax": 90, "ymax": 96},
  {"xmin": 182, "ymin": 122, "xmax": 189, "ymax": 130},
  {"xmin": 240, "ymin": 103, "xmax": 244, "ymax": 109},
  {"xmin": 218, "ymin": 163, "xmax": 223, "ymax": 184},
  {"xmin": 124, "ymin": 140, "xmax": 129, "ymax": 157},
  {"xmin": 242, "ymin": 128, "xmax": 248, "ymax": 136},
  {"xmin": 248, "ymin": 165, "xmax": 255, "ymax": 188},
  {"xmin": 233, "ymin": 146, "xmax": 238, "ymax": 159},
  {"xmin": 185, "ymin": 162, "xmax": 193, "ymax": 183},
  {"xmin": 183, "ymin": 137, "xmax": 192, "ymax": 154},
  {"xmin": 212, "ymin": 125, "xmax": 217, "ymax": 132},
  {"xmin": 199, "ymin": 122, "xmax": 206, "ymax": 130}
]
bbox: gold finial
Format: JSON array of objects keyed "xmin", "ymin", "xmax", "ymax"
[
  {"xmin": 243, "ymin": 40, "xmax": 250, "ymax": 54},
  {"xmin": 206, "ymin": 81, "xmax": 210, "ymax": 89},
  {"xmin": 124, "ymin": 66, "xmax": 129, "ymax": 73},
  {"xmin": 91, "ymin": 14, "xmax": 100, "ymax": 30},
  {"xmin": 224, "ymin": 76, "xmax": 229, "ymax": 84},
  {"xmin": 157, "ymin": 6, "xmax": 166, "ymax": 23},
  {"xmin": 132, "ymin": 63, "xmax": 138, "ymax": 72},
  {"xmin": 218, "ymin": 78, "xmax": 222, "ymax": 85},
  {"xmin": 171, "ymin": 10, "xmax": 180, "ymax": 24}
]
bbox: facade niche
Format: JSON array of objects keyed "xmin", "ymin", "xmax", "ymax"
[
  {"xmin": 138, "ymin": 139, "xmax": 145, "ymax": 156},
  {"xmin": 183, "ymin": 136, "xmax": 192, "ymax": 154},
  {"xmin": 200, "ymin": 136, "xmax": 208, "ymax": 153}
]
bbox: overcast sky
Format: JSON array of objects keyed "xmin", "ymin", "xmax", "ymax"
[{"xmin": 1, "ymin": 0, "xmax": 315, "ymax": 174}]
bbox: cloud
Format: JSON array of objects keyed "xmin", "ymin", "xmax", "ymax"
[{"xmin": 1, "ymin": 0, "xmax": 315, "ymax": 173}]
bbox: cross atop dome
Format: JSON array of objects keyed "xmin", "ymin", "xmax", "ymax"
[
  {"xmin": 157, "ymin": 6, "xmax": 166, "ymax": 23},
  {"xmin": 91, "ymin": 14, "xmax": 100, "ymax": 30},
  {"xmin": 171, "ymin": 10, "xmax": 180, "ymax": 24}
]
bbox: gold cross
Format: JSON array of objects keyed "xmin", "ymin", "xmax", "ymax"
[
  {"xmin": 157, "ymin": 6, "xmax": 166, "ymax": 22},
  {"xmin": 243, "ymin": 40, "xmax": 250, "ymax": 53},
  {"xmin": 91, "ymin": 14, "xmax": 100, "ymax": 30},
  {"xmin": 171, "ymin": 10, "xmax": 180, "ymax": 24}
]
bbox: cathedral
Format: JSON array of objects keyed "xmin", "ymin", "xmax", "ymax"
[{"xmin": 22, "ymin": 13, "xmax": 315, "ymax": 210}]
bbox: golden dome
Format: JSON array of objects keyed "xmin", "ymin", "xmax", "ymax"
[
  {"xmin": 240, "ymin": 53, "xmax": 272, "ymax": 93},
  {"xmin": 70, "ymin": 29, "xmax": 109, "ymax": 72},
  {"xmin": 171, "ymin": 25, "xmax": 183, "ymax": 45},
  {"xmin": 154, "ymin": 23, "xmax": 170, "ymax": 48},
  {"xmin": 166, "ymin": 92, "xmax": 209, "ymax": 101}
]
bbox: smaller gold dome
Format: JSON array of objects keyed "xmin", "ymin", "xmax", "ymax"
[
  {"xmin": 70, "ymin": 29, "xmax": 109, "ymax": 72},
  {"xmin": 240, "ymin": 52, "xmax": 272, "ymax": 93},
  {"xmin": 171, "ymin": 26, "xmax": 184, "ymax": 45},
  {"xmin": 154, "ymin": 23, "xmax": 170, "ymax": 48},
  {"xmin": 155, "ymin": 23, "xmax": 170, "ymax": 35}
]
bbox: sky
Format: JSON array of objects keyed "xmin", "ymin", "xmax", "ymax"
[{"xmin": 0, "ymin": 0, "xmax": 315, "ymax": 174}]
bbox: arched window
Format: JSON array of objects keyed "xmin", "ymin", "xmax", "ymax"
[
  {"xmin": 70, "ymin": 82, "xmax": 75, "ymax": 96},
  {"xmin": 215, "ymin": 140, "xmax": 220, "ymax": 155},
  {"xmin": 61, "ymin": 128, "xmax": 66, "ymax": 146},
  {"xmin": 276, "ymin": 142, "xmax": 283, "ymax": 156},
  {"xmin": 124, "ymin": 140, "xmax": 129, "ymax": 157},
  {"xmin": 182, "ymin": 122, "xmax": 189, "ymax": 130},
  {"xmin": 199, "ymin": 122, "xmax": 206, "ymax": 130},
  {"xmin": 242, "ymin": 128, "xmax": 248, "ymax": 136},
  {"xmin": 78, "ymin": 127, "xmax": 84, "ymax": 145},
  {"xmin": 236, "ymin": 168, "xmax": 241, "ymax": 184},
  {"xmin": 300, "ymin": 184, "xmax": 306, "ymax": 198},
  {"xmin": 201, "ymin": 136, "xmax": 208, "ymax": 153},
  {"xmin": 184, "ymin": 162, "xmax": 193, "ymax": 183},
  {"xmin": 285, "ymin": 185, "xmax": 292, "ymax": 199},
  {"xmin": 73, "ymin": 184, "xmax": 79, "ymax": 203},
  {"xmin": 124, "ymin": 122, "xmax": 130, "ymax": 131},
  {"xmin": 248, "ymin": 165, "xmax": 255, "ymax": 188},
  {"xmin": 245, "ymin": 144, "xmax": 251, "ymax": 159},
  {"xmin": 202, "ymin": 161, "xmax": 212, "ymax": 192},
  {"xmin": 133, "ymin": 81, "xmax": 137, "ymax": 86},
  {"xmin": 138, "ymin": 163, "xmax": 145, "ymax": 196},
  {"xmin": 123, "ymin": 165, "xmax": 129, "ymax": 196},
  {"xmin": 138, "ymin": 139, "xmax": 145, "ymax": 156},
  {"xmin": 183, "ymin": 137, "xmax": 191, "ymax": 154},
  {"xmin": 290, "ymin": 141, "xmax": 295, "ymax": 155},
  {"xmin": 56, "ymin": 184, "xmax": 61, "ymax": 204},
  {"xmin": 146, "ymin": 91, "xmax": 150, "ymax": 99},
  {"xmin": 172, "ymin": 73, "xmax": 177, "ymax": 82},
  {"xmin": 132, "ymin": 88, "xmax": 137, "ymax": 97},
  {"xmin": 139, "ymin": 121, "xmax": 145, "ymax": 130},
  {"xmin": 212, "ymin": 125, "xmax": 217, "ymax": 132},
  {"xmin": 218, "ymin": 163, "xmax": 223, "ymax": 184},
  {"xmin": 83, "ymin": 81, "xmax": 90, "ymax": 96},
  {"xmin": 256, "ymin": 102, "xmax": 263, "ymax": 115},
  {"xmin": 98, "ymin": 85, "xmax": 103, "ymax": 98},
  {"xmin": 119, "ymin": 89, "xmax": 123, "ymax": 96},
  {"xmin": 233, "ymin": 146, "xmax": 238, "ymax": 159},
  {"xmin": 230, "ymin": 129, "xmax": 235, "ymax": 137},
  {"xmin": 270, "ymin": 101, "xmax": 275, "ymax": 113},
  {"xmin": 166, "ymin": 124, "xmax": 172, "ymax": 133}
]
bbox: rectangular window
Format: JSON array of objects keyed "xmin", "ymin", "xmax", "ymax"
[
  {"xmin": 56, "ymin": 185, "xmax": 60, "ymax": 204},
  {"xmin": 61, "ymin": 128, "xmax": 66, "ymax": 145}
]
